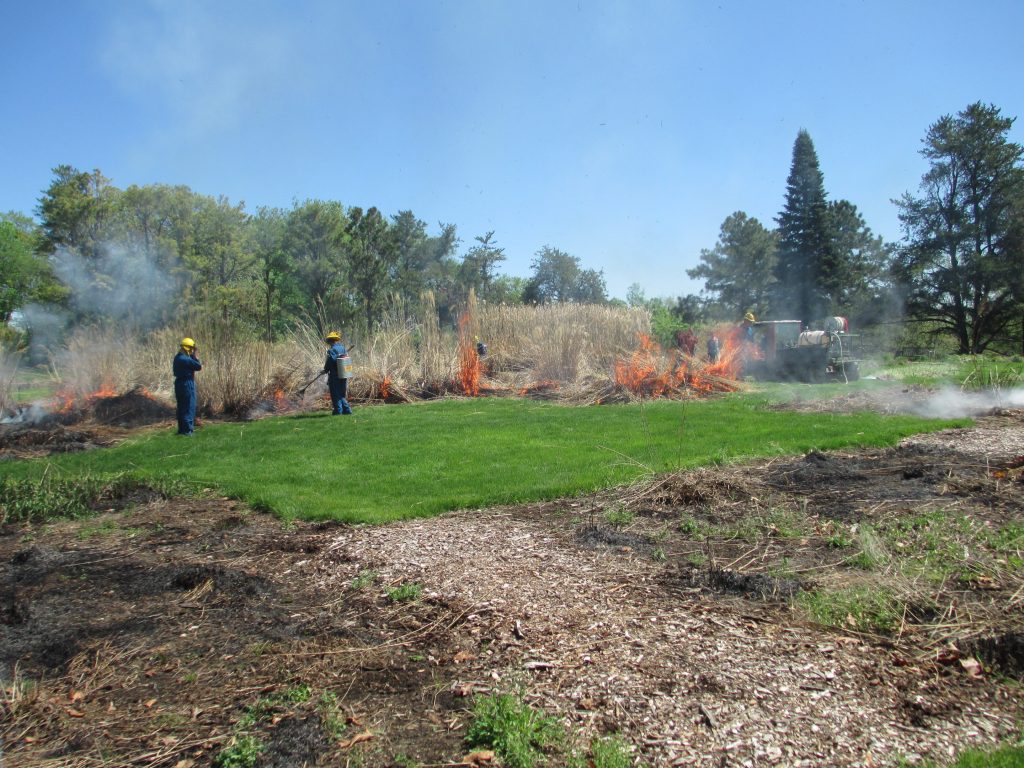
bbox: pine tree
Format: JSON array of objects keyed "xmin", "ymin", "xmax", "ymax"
[{"xmin": 774, "ymin": 131, "xmax": 835, "ymax": 324}]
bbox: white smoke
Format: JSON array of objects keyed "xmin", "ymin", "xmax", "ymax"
[
  {"xmin": 18, "ymin": 303, "xmax": 70, "ymax": 364},
  {"xmin": 0, "ymin": 402, "xmax": 49, "ymax": 425},
  {"xmin": 51, "ymin": 242, "xmax": 178, "ymax": 327},
  {"xmin": 905, "ymin": 386, "xmax": 1024, "ymax": 418}
]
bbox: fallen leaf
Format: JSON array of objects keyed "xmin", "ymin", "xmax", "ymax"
[
  {"xmin": 70, "ymin": 690, "xmax": 86, "ymax": 702},
  {"xmin": 173, "ymin": 760, "xmax": 195, "ymax": 768},
  {"xmin": 107, "ymin": 701, "xmax": 117, "ymax": 713},
  {"xmin": 338, "ymin": 729, "xmax": 373, "ymax": 748},
  {"xmin": 144, "ymin": 698, "xmax": 157, "ymax": 709},
  {"xmin": 453, "ymin": 651, "xmax": 477, "ymax": 663},
  {"xmin": 960, "ymin": 657, "xmax": 984, "ymax": 678},
  {"xmin": 66, "ymin": 708, "xmax": 85, "ymax": 718},
  {"xmin": 462, "ymin": 749, "xmax": 495, "ymax": 764},
  {"xmin": 346, "ymin": 714, "xmax": 363, "ymax": 726}
]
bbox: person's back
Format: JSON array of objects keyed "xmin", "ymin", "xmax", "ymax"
[{"xmin": 323, "ymin": 332, "xmax": 353, "ymax": 415}]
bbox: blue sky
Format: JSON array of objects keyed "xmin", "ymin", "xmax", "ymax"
[{"xmin": 3, "ymin": 0, "xmax": 1022, "ymax": 300}]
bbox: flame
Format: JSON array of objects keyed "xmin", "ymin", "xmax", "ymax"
[
  {"xmin": 518, "ymin": 380, "xmax": 561, "ymax": 396},
  {"xmin": 457, "ymin": 313, "xmax": 481, "ymax": 396},
  {"xmin": 614, "ymin": 332, "xmax": 742, "ymax": 397},
  {"xmin": 380, "ymin": 376, "xmax": 391, "ymax": 400},
  {"xmin": 50, "ymin": 380, "xmax": 120, "ymax": 413},
  {"xmin": 614, "ymin": 334, "xmax": 688, "ymax": 397},
  {"xmin": 273, "ymin": 388, "xmax": 289, "ymax": 411}
]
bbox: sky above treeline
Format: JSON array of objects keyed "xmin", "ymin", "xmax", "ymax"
[{"xmin": 3, "ymin": 0, "xmax": 1022, "ymax": 300}]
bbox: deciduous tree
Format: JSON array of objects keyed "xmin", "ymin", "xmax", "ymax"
[{"xmin": 523, "ymin": 246, "xmax": 607, "ymax": 304}]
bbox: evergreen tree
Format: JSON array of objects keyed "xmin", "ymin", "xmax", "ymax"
[
  {"xmin": 688, "ymin": 211, "xmax": 777, "ymax": 319},
  {"xmin": 895, "ymin": 102, "xmax": 1024, "ymax": 353},
  {"xmin": 774, "ymin": 131, "xmax": 835, "ymax": 324}
]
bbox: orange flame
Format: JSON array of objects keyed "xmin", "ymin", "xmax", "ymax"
[
  {"xmin": 380, "ymin": 376, "xmax": 391, "ymax": 400},
  {"xmin": 273, "ymin": 388, "xmax": 290, "ymax": 412},
  {"xmin": 615, "ymin": 332, "xmax": 743, "ymax": 397},
  {"xmin": 614, "ymin": 334, "xmax": 688, "ymax": 397},
  {"xmin": 457, "ymin": 313, "xmax": 481, "ymax": 396}
]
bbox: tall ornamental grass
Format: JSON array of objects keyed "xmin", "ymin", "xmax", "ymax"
[{"xmin": 43, "ymin": 301, "xmax": 654, "ymax": 415}]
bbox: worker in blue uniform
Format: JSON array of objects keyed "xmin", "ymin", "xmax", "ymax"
[
  {"xmin": 173, "ymin": 337, "xmax": 202, "ymax": 435},
  {"xmin": 323, "ymin": 331, "xmax": 353, "ymax": 415}
]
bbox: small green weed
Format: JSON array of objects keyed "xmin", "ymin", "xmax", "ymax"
[
  {"xmin": 762, "ymin": 508, "xmax": 811, "ymax": 539},
  {"xmin": 589, "ymin": 735, "xmax": 632, "ymax": 768},
  {"xmin": 902, "ymin": 739, "xmax": 1024, "ymax": 767},
  {"xmin": 245, "ymin": 641, "xmax": 274, "ymax": 657},
  {"xmin": 387, "ymin": 582, "xmax": 423, "ymax": 602},
  {"xmin": 282, "ymin": 684, "xmax": 311, "ymax": 703},
  {"xmin": 603, "ymin": 506, "xmax": 635, "ymax": 528},
  {"xmin": 849, "ymin": 525, "xmax": 888, "ymax": 570},
  {"xmin": 466, "ymin": 692, "xmax": 563, "ymax": 768},
  {"xmin": 76, "ymin": 518, "xmax": 144, "ymax": 540},
  {"xmin": 214, "ymin": 735, "xmax": 265, "ymax": 768},
  {"xmin": 678, "ymin": 515, "xmax": 706, "ymax": 536},
  {"xmin": 317, "ymin": 691, "xmax": 347, "ymax": 740},
  {"xmin": 350, "ymin": 569, "xmax": 377, "ymax": 590},
  {"xmin": 798, "ymin": 586, "xmax": 903, "ymax": 634}
]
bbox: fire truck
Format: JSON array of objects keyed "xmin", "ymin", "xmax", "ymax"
[{"xmin": 742, "ymin": 317, "xmax": 860, "ymax": 382}]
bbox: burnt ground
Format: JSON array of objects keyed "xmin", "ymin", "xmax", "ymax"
[{"xmin": 2, "ymin": 407, "xmax": 1024, "ymax": 767}]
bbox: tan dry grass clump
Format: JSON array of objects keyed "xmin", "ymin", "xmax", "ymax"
[
  {"xmin": 477, "ymin": 303, "xmax": 650, "ymax": 383},
  {"xmin": 45, "ymin": 302, "xmax": 676, "ymax": 416}
]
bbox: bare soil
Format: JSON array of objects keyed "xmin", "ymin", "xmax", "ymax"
[{"xmin": 2, "ymin": 406, "xmax": 1023, "ymax": 767}]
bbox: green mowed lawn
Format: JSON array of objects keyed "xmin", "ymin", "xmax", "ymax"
[{"xmin": 3, "ymin": 395, "xmax": 966, "ymax": 523}]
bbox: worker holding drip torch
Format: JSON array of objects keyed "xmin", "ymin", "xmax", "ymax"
[
  {"xmin": 323, "ymin": 331, "xmax": 353, "ymax": 415},
  {"xmin": 173, "ymin": 338, "xmax": 202, "ymax": 436}
]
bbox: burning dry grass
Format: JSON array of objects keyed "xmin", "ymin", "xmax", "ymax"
[{"xmin": 26, "ymin": 302, "xmax": 741, "ymax": 423}]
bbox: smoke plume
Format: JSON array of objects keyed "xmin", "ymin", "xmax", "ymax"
[
  {"xmin": 51, "ymin": 242, "xmax": 178, "ymax": 326},
  {"xmin": 906, "ymin": 386, "xmax": 1024, "ymax": 418}
]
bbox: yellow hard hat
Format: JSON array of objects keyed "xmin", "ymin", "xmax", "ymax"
[
  {"xmin": 325, "ymin": 331, "xmax": 341, "ymax": 342},
  {"xmin": 744, "ymin": 312, "xmax": 756, "ymax": 323},
  {"xmin": 180, "ymin": 337, "xmax": 196, "ymax": 350}
]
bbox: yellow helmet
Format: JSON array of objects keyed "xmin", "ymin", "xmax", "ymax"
[
  {"xmin": 325, "ymin": 331, "xmax": 342, "ymax": 342},
  {"xmin": 744, "ymin": 312, "xmax": 756, "ymax": 323},
  {"xmin": 180, "ymin": 337, "xmax": 196, "ymax": 350}
]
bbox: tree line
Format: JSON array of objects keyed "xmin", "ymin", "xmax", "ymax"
[
  {"xmin": 2, "ymin": 101, "xmax": 1022, "ymax": 354},
  {"xmin": 1, "ymin": 173, "xmax": 609, "ymax": 342},
  {"xmin": 686, "ymin": 102, "xmax": 1024, "ymax": 355}
]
